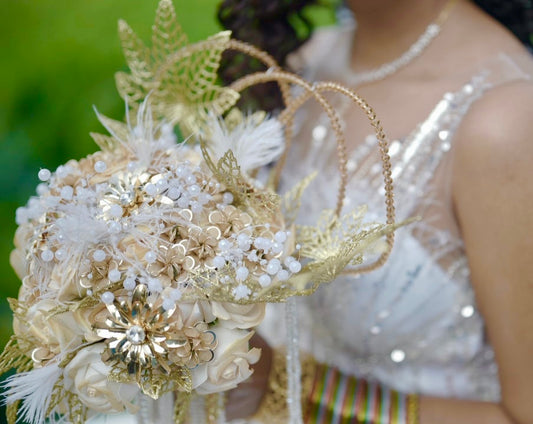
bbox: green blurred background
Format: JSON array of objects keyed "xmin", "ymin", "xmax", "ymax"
[{"xmin": 0, "ymin": 1, "xmax": 334, "ymax": 421}]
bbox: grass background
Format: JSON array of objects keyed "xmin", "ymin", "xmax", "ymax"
[{"xmin": 0, "ymin": 1, "xmax": 335, "ymax": 421}]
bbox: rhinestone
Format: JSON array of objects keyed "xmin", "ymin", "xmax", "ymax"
[
  {"xmin": 388, "ymin": 140, "xmax": 401, "ymax": 156},
  {"xmin": 312, "ymin": 125, "xmax": 327, "ymax": 141},
  {"xmin": 126, "ymin": 325, "xmax": 146, "ymax": 345},
  {"xmin": 369, "ymin": 325, "xmax": 381, "ymax": 335},
  {"xmin": 441, "ymin": 142, "xmax": 451, "ymax": 152},
  {"xmin": 461, "ymin": 305, "xmax": 475, "ymax": 318},
  {"xmin": 119, "ymin": 192, "xmax": 134, "ymax": 205},
  {"xmin": 438, "ymin": 130, "xmax": 449, "ymax": 140},
  {"xmin": 377, "ymin": 310, "xmax": 390, "ymax": 320},
  {"xmin": 463, "ymin": 84, "xmax": 474, "ymax": 94},
  {"xmin": 390, "ymin": 349, "xmax": 406, "ymax": 363}
]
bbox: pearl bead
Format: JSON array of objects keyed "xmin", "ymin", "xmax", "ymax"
[
  {"xmin": 144, "ymin": 251, "xmax": 157, "ymax": 263},
  {"xmin": 188, "ymin": 184, "xmax": 200, "ymax": 195},
  {"xmin": 213, "ymin": 256, "xmax": 226, "ymax": 269},
  {"xmin": 123, "ymin": 277, "xmax": 136, "ymax": 290},
  {"xmin": 274, "ymin": 231, "xmax": 287, "ymax": 243},
  {"xmin": 289, "ymin": 261, "xmax": 302, "ymax": 273},
  {"xmin": 93, "ymin": 249, "xmax": 106, "ymax": 262},
  {"xmin": 258, "ymin": 274, "xmax": 271, "ymax": 287},
  {"xmin": 54, "ymin": 249, "xmax": 66, "ymax": 261},
  {"xmin": 94, "ymin": 161, "xmax": 107, "ymax": 173},
  {"xmin": 461, "ymin": 305, "xmax": 475, "ymax": 318},
  {"xmin": 144, "ymin": 183, "xmax": 157, "ymax": 196},
  {"xmin": 108, "ymin": 269, "xmax": 121, "ymax": 282},
  {"xmin": 222, "ymin": 192, "xmax": 234, "ymax": 204},
  {"xmin": 60, "ymin": 186, "xmax": 74, "ymax": 200},
  {"xmin": 38, "ymin": 169, "xmax": 51, "ymax": 182},
  {"xmin": 147, "ymin": 278, "xmax": 162, "ymax": 293},
  {"xmin": 277, "ymin": 269, "xmax": 289, "ymax": 281},
  {"xmin": 41, "ymin": 249, "xmax": 54, "ymax": 262},
  {"xmin": 236, "ymin": 266, "xmax": 249, "ymax": 281},
  {"xmin": 101, "ymin": 291, "xmax": 115, "ymax": 304},
  {"xmin": 266, "ymin": 259, "xmax": 281, "ymax": 275},
  {"xmin": 109, "ymin": 204, "xmax": 123, "ymax": 218},
  {"xmin": 162, "ymin": 298, "xmax": 175, "ymax": 311},
  {"xmin": 170, "ymin": 288, "xmax": 183, "ymax": 301}
]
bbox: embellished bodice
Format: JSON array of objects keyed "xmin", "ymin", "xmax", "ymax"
[{"xmin": 260, "ymin": 44, "xmax": 532, "ymax": 402}]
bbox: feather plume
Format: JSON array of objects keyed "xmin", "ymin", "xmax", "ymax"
[
  {"xmin": 2, "ymin": 362, "xmax": 62, "ymax": 424},
  {"xmin": 205, "ymin": 114, "xmax": 284, "ymax": 174}
]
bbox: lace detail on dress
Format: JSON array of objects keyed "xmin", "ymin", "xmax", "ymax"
[{"xmin": 261, "ymin": 52, "xmax": 532, "ymax": 403}]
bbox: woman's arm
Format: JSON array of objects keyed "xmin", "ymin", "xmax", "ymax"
[
  {"xmin": 449, "ymin": 80, "xmax": 533, "ymax": 424},
  {"xmin": 227, "ymin": 81, "xmax": 533, "ymax": 424}
]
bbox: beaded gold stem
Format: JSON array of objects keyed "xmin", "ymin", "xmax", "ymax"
[
  {"xmin": 224, "ymin": 39, "xmax": 296, "ymax": 187},
  {"xmin": 229, "ymin": 71, "xmax": 349, "ymax": 216},
  {"xmin": 229, "ymin": 71, "xmax": 396, "ymax": 273},
  {"xmin": 280, "ymin": 81, "xmax": 396, "ymax": 273}
]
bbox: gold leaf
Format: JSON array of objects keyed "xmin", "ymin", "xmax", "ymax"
[
  {"xmin": 118, "ymin": 19, "xmax": 153, "ymax": 83},
  {"xmin": 6, "ymin": 401, "xmax": 19, "ymax": 424},
  {"xmin": 94, "ymin": 112, "xmax": 130, "ymax": 144},
  {"xmin": 115, "ymin": 71, "xmax": 152, "ymax": 104},
  {"xmin": 90, "ymin": 132, "xmax": 121, "ymax": 153},
  {"xmin": 0, "ymin": 335, "xmax": 32, "ymax": 375},
  {"xmin": 152, "ymin": 0, "xmax": 188, "ymax": 63},
  {"xmin": 173, "ymin": 392, "xmax": 191, "ymax": 424},
  {"xmin": 201, "ymin": 145, "xmax": 279, "ymax": 221},
  {"xmin": 281, "ymin": 171, "xmax": 317, "ymax": 226}
]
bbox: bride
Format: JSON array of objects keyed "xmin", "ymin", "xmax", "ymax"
[{"xmin": 218, "ymin": 0, "xmax": 533, "ymax": 423}]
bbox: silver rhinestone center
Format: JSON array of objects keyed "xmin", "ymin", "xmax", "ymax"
[{"xmin": 126, "ymin": 325, "xmax": 146, "ymax": 344}]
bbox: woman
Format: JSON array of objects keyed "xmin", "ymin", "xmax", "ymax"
[{"xmin": 219, "ymin": 0, "xmax": 533, "ymax": 423}]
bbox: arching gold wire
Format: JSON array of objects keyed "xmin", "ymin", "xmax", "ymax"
[{"xmin": 228, "ymin": 70, "xmax": 396, "ymax": 274}]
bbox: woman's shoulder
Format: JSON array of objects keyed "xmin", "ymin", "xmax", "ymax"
[
  {"xmin": 452, "ymin": 73, "xmax": 533, "ymax": 205},
  {"xmin": 456, "ymin": 70, "xmax": 533, "ymax": 153}
]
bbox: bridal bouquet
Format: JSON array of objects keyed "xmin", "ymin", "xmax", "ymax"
[{"xmin": 1, "ymin": 1, "xmax": 397, "ymax": 423}]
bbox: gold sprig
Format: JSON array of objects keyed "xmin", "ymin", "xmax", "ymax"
[
  {"xmin": 115, "ymin": 0, "xmax": 239, "ymax": 134},
  {"xmin": 200, "ymin": 145, "xmax": 280, "ymax": 222}
]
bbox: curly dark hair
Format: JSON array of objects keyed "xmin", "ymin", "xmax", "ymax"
[
  {"xmin": 217, "ymin": 0, "xmax": 319, "ymax": 111},
  {"xmin": 217, "ymin": 0, "xmax": 533, "ymax": 110},
  {"xmin": 474, "ymin": 0, "xmax": 533, "ymax": 49}
]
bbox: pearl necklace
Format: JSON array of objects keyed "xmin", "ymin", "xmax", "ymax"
[{"xmin": 343, "ymin": 0, "xmax": 458, "ymax": 87}]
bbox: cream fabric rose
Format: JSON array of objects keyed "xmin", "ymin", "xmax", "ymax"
[
  {"xmin": 195, "ymin": 327, "xmax": 261, "ymax": 395},
  {"xmin": 64, "ymin": 344, "xmax": 139, "ymax": 414},
  {"xmin": 10, "ymin": 225, "xmax": 33, "ymax": 280},
  {"xmin": 210, "ymin": 302, "xmax": 265, "ymax": 329},
  {"xmin": 14, "ymin": 299, "xmax": 84, "ymax": 360}
]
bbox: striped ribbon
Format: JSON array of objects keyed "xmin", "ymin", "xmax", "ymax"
[{"xmin": 303, "ymin": 364, "xmax": 418, "ymax": 424}]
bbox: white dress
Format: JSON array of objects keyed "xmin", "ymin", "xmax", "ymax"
[{"xmin": 259, "ymin": 23, "xmax": 533, "ymax": 404}]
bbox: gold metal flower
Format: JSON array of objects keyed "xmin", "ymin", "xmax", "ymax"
[
  {"xmin": 208, "ymin": 206, "xmax": 253, "ymax": 237},
  {"xmin": 147, "ymin": 240, "xmax": 197, "ymax": 286},
  {"xmin": 186, "ymin": 226, "xmax": 221, "ymax": 261},
  {"xmin": 94, "ymin": 284, "xmax": 178, "ymax": 377},
  {"xmin": 167, "ymin": 321, "xmax": 217, "ymax": 368}
]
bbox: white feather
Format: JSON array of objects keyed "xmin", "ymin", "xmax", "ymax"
[
  {"xmin": 206, "ymin": 114, "xmax": 285, "ymax": 173},
  {"xmin": 2, "ymin": 362, "xmax": 62, "ymax": 424}
]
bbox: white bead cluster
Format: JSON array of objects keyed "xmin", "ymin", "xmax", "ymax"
[{"xmin": 14, "ymin": 110, "xmax": 302, "ymax": 309}]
